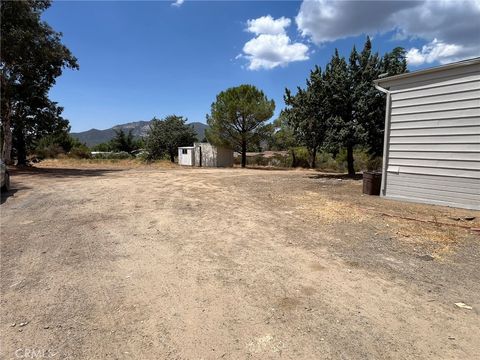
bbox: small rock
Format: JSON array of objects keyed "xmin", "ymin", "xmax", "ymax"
[
  {"xmin": 11, "ymin": 323, "xmax": 16, "ymax": 327},
  {"xmin": 455, "ymin": 302, "xmax": 473, "ymax": 310},
  {"xmin": 418, "ymin": 254, "xmax": 434, "ymax": 261},
  {"xmin": 450, "ymin": 216, "xmax": 475, "ymax": 222},
  {"xmin": 448, "ymin": 336, "xmax": 455, "ymax": 340},
  {"xmin": 19, "ymin": 322, "xmax": 28, "ymax": 327},
  {"xmin": 43, "ymin": 325, "xmax": 50, "ymax": 329}
]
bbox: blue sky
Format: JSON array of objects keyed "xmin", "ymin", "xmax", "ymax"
[{"xmin": 43, "ymin": 1, "xmax": 480, "ymax": 132}]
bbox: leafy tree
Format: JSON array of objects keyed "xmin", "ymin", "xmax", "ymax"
[
  {"xmin": 110, "ymin": 129, "xmax": 137, "ymax": 153},
  {"xmin": 1, "ymin": 0, "xmax": 78, "ymax": 164},
  {"xmin": 268, "ymin": 114, "xmax": 299, "ymax": 167},
  {"xmin": 283, "ymin": 66, "xmax": 327, "ymax": 168},
  {"xmin": 323, "ymin": 49, "xmax": 361, "ymax": 176},
  {"xmin": 382, "ymin": 47, "xmax": 408, "ymax": 77},
  {"xmin": 35, "ymin": 131, "xmax": 89, "ymax": 159},
  {"xmin": 145, "ymin": 115, "xmax": 197, "ymax": 162},
  {"xmin": 91, "ymin": 142, "xmax": 113, "ymax": 152},
  {"xmin": 360, "ymin": 46, "xmax": 408, "ymax": 156},
  {"xmin": 206, "ymin": 84, "xmax": 275, "ymax": 168},
  {"xmin": 91, "ymin": 131, "xmax": 143, "ymax": 153},
  {"xmin": 282, "ymin": 37, "xmax": 407, "ymax": 175}
]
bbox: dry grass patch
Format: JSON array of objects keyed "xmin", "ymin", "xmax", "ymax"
[
  {"xmin": 383, "ymin": 216, "xmax": 467, "ymax": 258},
  {"xmin": 293, "ymin": 190, "xmax": 368, "ymax": 224},
  {"xmin": 35, "ymin": 158, "xmax": 178, "ymax": 169}
]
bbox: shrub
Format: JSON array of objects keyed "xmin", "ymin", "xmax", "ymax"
[
  {"xmin": 335, "ymin": 148, "xmax": 370, "ymax": 173},
  {"xmin": 288, "ymin": 147, "xmax": 310, "ymax": 168},
  {"xmin": 36, "ymin": 143, "xmax": 64, "ymax": 159},
  {"xmin": 35, "ymin": 133, "xmax": 88, "ymax": 160},
  {"xmin": 366, "ymin": 156, "xmax": 383, "ymax": 172},
  {"xmin": 68, "ymin": 144, "xmax": 91, "ymax": 159},
  {"xmin": 91, "ymin": 151, "xmax": 131, "ymax": 159}
]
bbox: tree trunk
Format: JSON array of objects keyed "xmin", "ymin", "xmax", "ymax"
[
  {"xmin": 310, "ymin": 146, "xmax": 317, "ymax": 169},
  {"xmin": 290, "ymin": 148, "xmax": 296, "ymax": 168},
  {"xmin": 241, "ymin": 139, "xmax": 247, "ymax": 168},
  {"xmin": 1, "ymin": 106, "xmax": 13, "ymax": 164},
  {"xmin": 347, "ymin": 145, "xmax": 355, "ymax": 176},
  {"xmin": 15, "ymin": 128, "xmax": 27, "ymax": 166},
  {"xmin": 170, "ymin": 152, "xmax": 175, "ymax": 163}
]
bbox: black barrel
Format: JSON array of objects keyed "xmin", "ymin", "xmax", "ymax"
[{"xmin": 363, "ymin": 172, "xmax": 382, "ymax": 195}]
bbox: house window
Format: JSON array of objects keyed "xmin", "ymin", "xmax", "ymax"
[{"xmin": 182, "ymin": 149, "xmax": 188, "ymax": 154}]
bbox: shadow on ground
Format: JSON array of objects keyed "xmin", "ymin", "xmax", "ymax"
[
  {"xmin": 9, "ymin": 167, "xmax": 124, "ymax": 179},
  {"xmin": 237, "ymin": 166, "xmax": 293, "ymax": 171},
  {"xmin": 1, "ymin": 188, "xmax": 20, "ymax": 205},
  {"xmin": 307, "ymin": 173, "xmax": 363, "ymax": 180}
]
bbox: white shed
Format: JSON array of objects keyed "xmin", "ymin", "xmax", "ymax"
[
  {"xmin": 374, "ymin": 57, "xmax": 480, "ymax": 210},
  {"xmin": 178, "ymin": 146, "xmax": 194, "ymax": 166},
  {"xmin": 177, "ymin": 143, "xmax": 233, "ymax": 167}
]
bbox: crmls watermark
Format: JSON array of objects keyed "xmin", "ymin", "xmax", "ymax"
[{"xmin": 15, "ymin": 348, "xmax": 57, "ymax": 358}]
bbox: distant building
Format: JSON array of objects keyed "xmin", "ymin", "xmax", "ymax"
[
  {"xmin": 178, "ymin": 143, "xmax": 233, "ymax": 167},
  {"xmin": 374, "ymin": 57, "xmax": 479, "ymax": 210}
]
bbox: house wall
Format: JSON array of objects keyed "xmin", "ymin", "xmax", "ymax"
[
  {"xmin": 193, "ymin": 143, "xmax": 233, "ymax": 167},
  {"xmin": 178, "ymin": 148, "xmax": 194, "ymax": 166},
  {"xmin": 215, "ymin": 146, "xmax": 234, "ymax": 167},
  {"xmin": 381, "ymin": 61, "xmax": 480, "ymax": 210}
]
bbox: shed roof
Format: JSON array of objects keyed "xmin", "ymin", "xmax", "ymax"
[{"xmin": 374, "ymin": 57, "xmax": 480, "ymax": 86}]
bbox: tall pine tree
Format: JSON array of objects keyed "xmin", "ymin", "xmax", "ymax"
[{"xmin": 283, "ymin": 66, "xmax": 327, "ymax": 168}]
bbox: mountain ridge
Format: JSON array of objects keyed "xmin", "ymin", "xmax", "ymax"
[{"xmin": 71, "ymin": 120, "xmax": 209, "ymax": 147}]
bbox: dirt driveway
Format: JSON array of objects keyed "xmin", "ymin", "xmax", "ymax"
[{"xmin": 1, "ymin": 164, "xmax": 479, "ymax": 359}]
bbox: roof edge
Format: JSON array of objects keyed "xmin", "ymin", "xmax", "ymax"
[{"xmin": 374, "ymin": 57, "xmax": 480, "ymax": 85}]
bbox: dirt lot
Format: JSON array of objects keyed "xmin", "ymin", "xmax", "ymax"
[{"xmin": 1, "ymin": 162, "xmax": 479, "ymax": 359}]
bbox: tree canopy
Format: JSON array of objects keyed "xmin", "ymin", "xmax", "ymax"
[
  {"xmin": 1, "ymin": 0, "xmax": 78, "ymax": 164},
  {"xmin": 145, "ymin": 116, "xmax": 197, "ymax": 162},
  {"xmin": 268, "ymin": 114, "xmax": 299, "ymax": 167},
  {"xmin": 283, "ymin": 37, "xmax": 407, "ymax": 175},
  {"xmin": 109, "ymin": 129, "xmax": 140, "ymax": 153},
  {"xmin": 283, "ymin": 66, "xmax": 327, "ymax": 168},
  {"xmin": 206, "ymin": 84, "xmax": 275, "ymax": 167}
]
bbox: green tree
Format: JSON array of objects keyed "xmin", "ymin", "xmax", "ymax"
[
  {"xmin": 145, "ymin": 116, "xmax": 197, "ymax": 162},
  {"xmin": 110, "ymin": 129, "xmax": 137, "ymax": 153},
  {"xmin": 1, "ymin": 0, "xmax": 78, "ymax": 164},
  {"xmin": 283, "ymin": 66, "xmax": 327, "ymax": 168},
  {"xmin": 323, "ymin": 49, "xmax": 361, "ymax": 176},
  {"xmin": 324, "ymin": 38, "xmax": 407, "ymax": 175},
  {"xmin": 361, "ymin": 46, "xmax": 408, "ymax": 156},
  {"xmin": 35, "ymin": 131, "xmax": 88, "ymax": 159},
  {"xmin": 268, "ymin": 114, "xmax": 299, "ymax": 167},
  {"xmin": 91, "ymin": 142, "xmax": 113, "ymax": 152},
  {"xmin": 206, "ymin": 84, "xmax": 275, "ymax": 168},
  {"xmin": 382, "ymin": 47, "xmax": 408, "ymax": 77},
  {"xmin": 281, "ymin": 37, "xmax": 407, "ymax": 175}
]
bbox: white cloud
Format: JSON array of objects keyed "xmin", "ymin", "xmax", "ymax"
[
  {"xmin": 407, "ymin": 39, "xmax": 463, "ymax": 66},
  {"xmin": 171, "ymin": 0, "xmax": 184, "ymax": 7},
  {"xmin": 243, "ymin": 34, "xmax": 309, "ymax": 70},
  {"xmin": 246, "ymin": 15, "xmax": 291, "ymax": 35},
  {"xmin": 241, "ymin": 15, "xmax": 309, "ymax": 70},
  {"xmin": 295, "ymin": 0, "xmax": 480, "ymax": 65}
]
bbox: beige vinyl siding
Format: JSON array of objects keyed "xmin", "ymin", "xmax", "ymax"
[
  {"xmin": 390, "ymin": 117, "xmax": 479, "ymax": 129},
  {"xmin": 380, "ymin": 60, "xmax": 480, "ymax": 210},
  {"xmin": 385, "ymin": 173, "xmax": 480, "ymax": 209}
]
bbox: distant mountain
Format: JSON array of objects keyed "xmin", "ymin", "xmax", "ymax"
[{"xmin": 71, "ymin": 121, "xmax": 209, "ymax": 147}]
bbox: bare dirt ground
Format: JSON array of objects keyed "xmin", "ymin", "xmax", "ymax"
[{"xmin": 1, "ymin": 162, "xmax": 479, "ymax": 359}]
